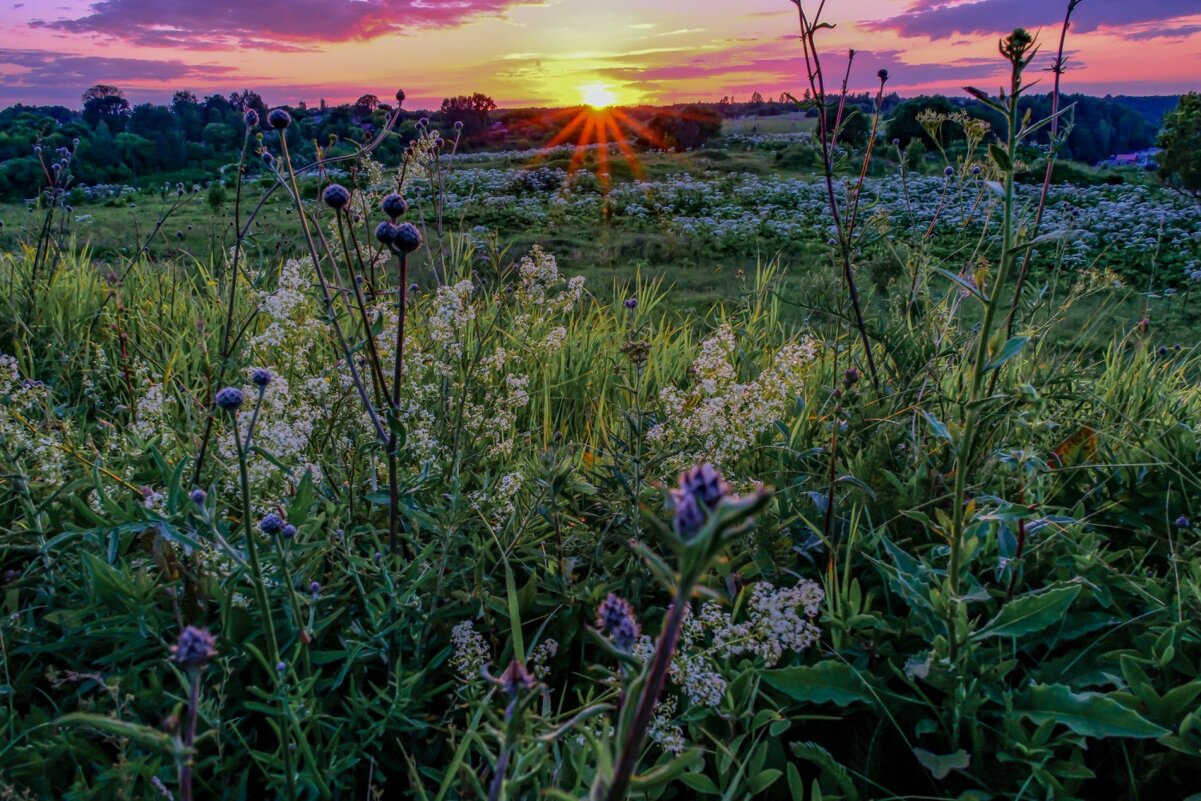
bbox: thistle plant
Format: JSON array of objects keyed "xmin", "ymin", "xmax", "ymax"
[{"xmin": 595, "ymin": 464, "xmax": 770, "ymax": 801}]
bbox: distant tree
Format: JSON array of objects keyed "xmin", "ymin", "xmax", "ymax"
[
  {"xmin": 82, "ymin": 85, "xmax": 130, "ymax": 129},
  {"xmin": 440, "ymin": 93, "xmax": 497, "ymax": 135},
  {"xmin": 1158, "ymin": 92, "xmax": 1201, "ymax": 196},
  {"xmin": 228, "ymin": 90, "xmax": 267, "ymax": 120},
  {"xmin": 171, "ymin": 91, "xmax": 199, "ymax": 112},
  {"xmin": 885, "ymin": 95, "xmax": 961, "ymax": 149},
  {"xmin": 750, "ymin": 91, "xmax": 764, "ymax": 104},
  {"xmin": 645, "ymin": 106, "xmax": 723, "ymax": 150},
  {"xmin": 354, "ymin": 94, "xmax": 380, "ymax": 119}
]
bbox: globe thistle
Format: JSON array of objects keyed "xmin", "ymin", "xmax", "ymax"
[
  {"xmin": 672, "ymin": 463, "xmax": 730, "ymax": 537},
  {"xmin": 498, "ymin": 659, "xmax": 536, "ymax": 696},
  {"xmin": 944, "ymin": 165, "xmax": 955, "ymax": 177},
  {"xmin": 276, "ymin": 661, "xmax": 286, "ymax": 674},
  {"xmin": 381, "ymin": 193, "xmax": 408, "ymax": 220},
  {"xmin": 190, "ymin": 488, "xmax": 207, "ymax": 505},
  {"xmin": 1177, "ymin": 515, "xmax": 1192, "ymax": 529},
  {"xmin": 395, "ymin": 88, "xmax": 406, "ymax": 104},
  {"xmin": 391, "ymin": 222, "xmax": 423, "ymax": 255},
  {"xmin": 322, "ymin": 183, "xmax": 351, "ymax": 211},
  {"xmin": 972, "ymin": 164, "xmax": 982, "ymax": 175},
  {"xmin": 251, "ymin": 368, "xmax": 272, "ymax": 388},
  {"xmin": 281, "ymin": 524, "xmax": 297, "ymax": 539},
  {"xmin": 267, "ymin": 108, "xmax": 291, "ymax": 130},
  {"xmin": 624, "ymin": 296, "xmax": 638, "ymax": 309},
  {"xmin": 877, "ymin": 68, "xmax": 889, "ymax": 82},
  {"xmin": 171, "ymin": 626, "xmax": 217, "ymax": 670},
  {"xmin": 243, "ymin": 109, "xmax": 259, "ymax": 128},
  {"xmin": 214, "ymin": 386, "xmax": 244, "ymax": 412},
  {"xmin": 596, "ymin": 593, "xmax": 640, "ymax": 651},
  {"xmin": 454, "ymin": 120, "xmax": 464, "ymax": 130},
  {"xmin": 891, "ymin": 138, "xmax": 900, "ymax": 147},
  {"xmin": 259, "ymin": 513, "xmax": 285, "ymax": 535},
  {"xmin": 309, "ymin": 581, "xmax": 321, "ymax": 596},
  {"xmin": 375, "ymin": 220, "xmax": 400, "ymax": 245},
  {"xmin": 261, "ymin": 151, "xmax": 274, "ymax": 165}
]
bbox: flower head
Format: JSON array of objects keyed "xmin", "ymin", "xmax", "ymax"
[
  {"xmin": 251, "ymin": 368, "xmax": 273, "ymax": 388},
  {"xmin": 243, "ymin": 109, "xmax": 259, "ymax": 128},
  {"xmin": 624, "ymin": 296, "xmax": 638, "ymax": 309},
  {"xmin": 596, "ymin": 593, "xmax": 641, "ymax": 651},
  {"xmin": 381, "ymin": 193, "xmax": 409, "ymax": 220},
  {"xmin": 214, "ymin": 386, "xmax": 244, "ymax": 412},
  {"xmin": 498, "ymin": 659, "xmax": 536, "ymax": 696},
  {"xmin": 267, "ymin": 108, "xmax": 291, "ymax": 130},
  {"xmin": 171, "ymin": 626, "xmax": 217, "ymax": 670},
  {"xmin": 671, "ymin": 463, "xmax": 730, "ymax": 537},
  {"xmin": 375, "ymin": 221, "xmax": 400, "ymax": 245},
  {"xmin": 1176, "ymin": 515, "xmax": 1192, "ymax": 529},
  {"xmin": 281, "ymin": 523, "xmax": 297, "ymax": 539},
  {"xmin": 259, "ymin": 513, "xmax": 285, "ymax": 535},
  {"xmin": 190, "ymin": 488, "xmax": 207, "ymax": 505},
  {"xmin": 322, "ymin": 183, "xmax": 351, "ymax": 211},
  {"xmin": 392, "ymin": 223, "xmax": 423, "ymax": 255}
]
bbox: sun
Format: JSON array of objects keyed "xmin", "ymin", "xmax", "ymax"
[{"xmin": 581, "ymin": 83, "xmax": 616, "ymax": 109}]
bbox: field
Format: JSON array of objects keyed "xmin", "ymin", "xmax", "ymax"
[{"xmin": 3, "ymin": 41, "xmax": 1201, "ymax": 801}]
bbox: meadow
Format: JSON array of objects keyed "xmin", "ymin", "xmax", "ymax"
[{"xmin": 2, "ymin": 15, "xmax": 1201, "ymax": 801}]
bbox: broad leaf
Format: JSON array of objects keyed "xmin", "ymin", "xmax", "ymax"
[{"xmin": 1018, "ymin": 684, "xmax": 1170, "ymax": 739}]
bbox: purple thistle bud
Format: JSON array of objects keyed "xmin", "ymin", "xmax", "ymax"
[
  {"xmin": 322, "ymin": 183, "xmax": 351, "ymax": 211},
  {"xmin": 596, "ymin": 593, "xmax": 640, "ymax": 650},
  {"xmin": 877, "ymin": 68, "xmax": 890, "ymax": 82},
  {"xmin": 1177, "ymin": 515, "xmax": 1192, "ymax": 529},
  {"xmin": 434, "ymin": 137, "xmax": 445, "ymax": 149},
  {"xmin": 267, "ymin": 108, "xmax": 291, "ymax": 130},
  {"xmin": 281, "ymin": 524, "xmax": 297, "ymax": 539},
  {"xmin": 671, "ymin": 463, "xmax": 730, "ymax": 537},
  {"xmin": 395, "ymin": 89, "xmax": 406, "ymax": 104},
  {"xmin": 251, "ymin": 368, "xmax": 273, "ymax": 387},
  {"xmin": 261, "ymin": 151, "xmax": 274, "ymax": 165},
  {"xmin": 375, "ymin": 220, "xmax": 400, "ymax": 245},
  {"xmin": 381, "ymin": 193, "xmax": 408, "ymax": 220},
  {"xmin": 891, "ymin": 138, "xmax": 900, "ymax": 147},
  {"xmin": 214, "ymin": 386, "xmax": 244, "ymax": 412},
  {"xmin": 624, "ymin": 296, "xmax": 638, "ymax": 309},
  {"xmin": 408, "ymin": 282, "xmax": 420, "ymax": 292},
  {"xmin": 243, "ymin": 109, "xmax": 259, "ymax": 128},
  {"xmin": 171, "ymin": 626, "xmax": 217, "ymax": 669},
  {"xmin": 944, "ymin": 165, "xmax": 955, "ymax": 177},
  {"xmin": 391, "ymin": 222, "xmax": 423, "ymax": 255},
  {"xmin": 309, "ymin": 581, "xmax": 321, "ymax": 596},
  {"xmin": 499, "ymin": 659, "xmax": 536, "ymax": 696},
  {"xmin": 453, "ymin": 120, "xmax": 464, "ymax": 130},
  {"xmin": 972, "ymin": 165, "xmax": 982, "ymax": 175},
  {"xmin": 259, "ymin": 513, "xmax": 285, "ymax": 535},
  {"xmin": 276, "ymin": 661, "xmax": 286, "ymax": 673},
  {"xmin": 190, "ymin": 488, "xmax": 207, "ymax": 505}
]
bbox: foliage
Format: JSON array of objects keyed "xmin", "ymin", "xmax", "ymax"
[{"xmin": 1158, "ymin": 92, "xmax": 1201, "ymax": 196}]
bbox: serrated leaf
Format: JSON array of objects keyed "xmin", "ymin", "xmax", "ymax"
[
  {"xmin": 1018, "ymin": 684, "xmax": 1170, "ymax": 739},
  {"xmin": 973, "ymin": 585, "xmax": 1080, "ymax": 640}
]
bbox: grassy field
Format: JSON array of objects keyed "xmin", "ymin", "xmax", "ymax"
[{"xmin": 3, "ymin": 98, "xmax": 1201, "ymax": 800}]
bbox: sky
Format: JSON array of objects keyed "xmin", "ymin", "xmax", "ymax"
[{"xmin": 1, "ymin": 0, "xmax": 1198, "ymax": 110}]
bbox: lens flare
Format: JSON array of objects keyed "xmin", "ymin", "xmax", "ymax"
[{"xmin": 581, "ymin": 83, "xmax": 616, "ymax": 109}]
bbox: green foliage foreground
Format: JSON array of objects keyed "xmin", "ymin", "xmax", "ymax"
[{"xmin": 2, "ymin": 28, "xmax": 1201, "ymax": 801}]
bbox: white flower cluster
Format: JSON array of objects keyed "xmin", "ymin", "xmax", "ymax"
[
  {"xmin": 450, "ymin": 620, "xmax": 491, "ymax": 680},
  {"xmin": 530, "ymin": 639, "xmax": 558, "ymax": 680},
  {"xmin": 648, "ymin": 324, "xmax": 818, "ymax": 472},
  {"xmin": 0, "ymin": 354, "xmax": 67, "ymax": 485}
]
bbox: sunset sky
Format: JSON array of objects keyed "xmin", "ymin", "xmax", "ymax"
[{"xmin": 1, "ymin": 0, "xmax": 1198, "ymax": 109}]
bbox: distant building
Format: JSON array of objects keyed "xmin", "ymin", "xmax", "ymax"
[{"xmin": 1098, "ymin": 147, "xmax": 1161, "ymax": 170}]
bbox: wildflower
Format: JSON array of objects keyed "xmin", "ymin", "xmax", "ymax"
[
  {"xmin": 498, "ymin": 659, "xmax": 536, "ymax": 696},
  {"xmin": 214, "ymin": 386, "xmax": 244, "ymax": 412},
  {"xmin": 251, "ymin": 368, "xmax": 273, "ymax": 388},
  {"xmin": 672, "ymin": 464, "xmax": 731, "ymax": 536},
  {"xmin": 190, "ymin": 488, "xmax": 207, "ymax": 505},
  {"xmin": 596, "ymin": 593, "xmax": 641, "ymax": 651},
  {"xmin": 243, "ymin": 109, "xmax": 259, "ymax": 128},
  {"xmin": 375, "ymin": 221, "xmax": 399, "ymax": 245},
  {"xmin": 1177, "ymin": 515, "xmax": 1192, "ymax": 529},
  {"xmin": 877, "ymin": 68, "xmax": 889, "ymax": 82},
  {"xmin": 944, "ymin": 165, "xmax": 955, "ymax": 177},
  {"xmin": 281, "ymin": 524, "xmax": 297, "ymax": 539},
  {"xmin": 392, "ymin": 223, "xmax": 423, "ymax": 254},
  {"xmin": 450, "ymin": 620, "xmax": 490, "ymax": 678},
  {"xmin": 382, "ymin": 193, "xmax": 409, "ymax": 220},
  {"xmin": 267, "ymin": 108, "xmax": 291, "ymax": 130},
  {"xmin": 261, "ymin": 151, "xmax": 274, "ymax": 165},
  {"xmin": 624, "ymin": 296, "xmax": 638, "ymax": 309},
  {"xmin": 972, "ymin": 165, "xmax": 982, "ymax": 175},
  {"xmin": 530, "ymin": 639, "xmax": 558, "ymax": 679},
  {"xmin": 276, "ymin": 661, "xmax": 286, "ymax": 673},
  {"xmin": 322, "ymin": 184, "xmax": 351, "ymax": 211},
  {"xmin": 454, "ymin": 120, "xmax": 464, "ymax": 130},
  {"xmin": 259, "ymin": 513, "xmax": 285, "ymax": 535},
  {"xmin": 395, "ymin": 88, "xmax": 406, "ymax": 104},
  {"xmin": 309, "ymin": 581, "xmax": 320, "ymax": 596},
  {"xmin": 171, "ymin": 626, "xmax": 217, "ymax": 670}
]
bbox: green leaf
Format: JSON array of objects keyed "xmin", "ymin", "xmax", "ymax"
[
  {"xmin": 973, "ymin": 585, "xmax": 1080, "ymax": 640},
  {"xmin": 762, "ymin": 661, "xmax": 873, "ymax": 707},
  {"xmin": 679, "ymin": 772, "xmax": 720, "ymax": 795},
  {"xmin": 989, "ymin": 143, "xmax": 1011, "ymax": 172},
  {"xmin": 920, "ymin": 409, "xmax": 953, "ymax": 443},
  {"xmin": 57, "ymin": 713, "xmax": 186, "ymax": 756},
  {"xmin": 1018, "ymin": 684, "xmax": 1170, "ymax": 739},
  {"xmin": 913, "ymin": 748, "xmax": 970, "ymax": 780},
  {"xmin": 986, "ymin": 336, "xmax": 1029, "ymax": 372}
]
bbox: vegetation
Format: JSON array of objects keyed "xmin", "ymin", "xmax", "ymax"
[
  {"xmin": 2, "ymin": 5, "xmax": 1201, "ymax": 801},
  {"xmin": 1159, "ymin": 92, "xmax": 1201, "ymax": 196}
]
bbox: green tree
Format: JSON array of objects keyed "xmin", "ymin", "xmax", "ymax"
[
  {"xmin": 82, "ymin": 84, "xmax": 130, "ymax": 130},
  {"xmin": 1158, "ymin": 92, "xmax": 1201, "ymax": 196}
]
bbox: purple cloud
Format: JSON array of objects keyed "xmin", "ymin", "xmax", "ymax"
[
  {"xmin": 31, "ymin": 0, "xmax": 531, "ymax": 49},
  {"xmin": 870, "ymin": 0, "xmax": 1201, "ymax": 38},
  {"xmin": 0, "ymin": 49, "xmax": 237, "ymax": 104}
]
